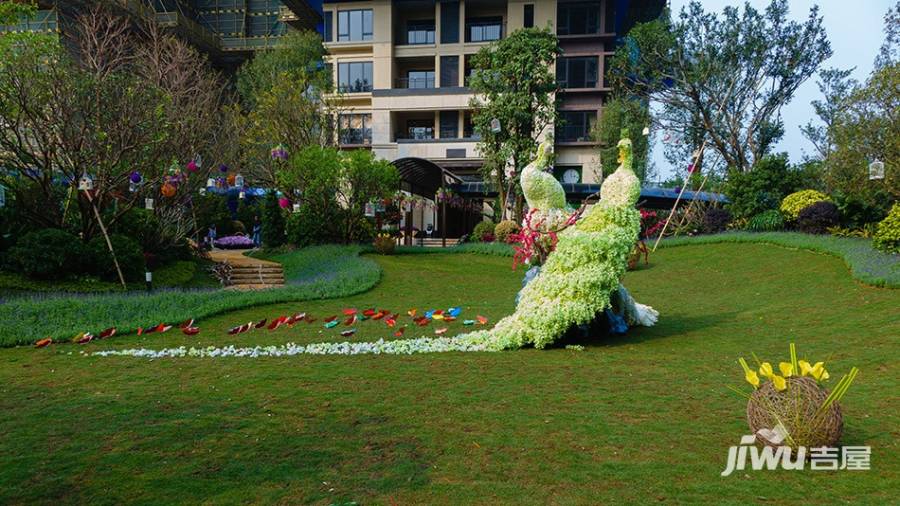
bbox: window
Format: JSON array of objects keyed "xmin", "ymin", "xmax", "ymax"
[
  {"xmin": 441, "ymin": 1, "xmax": 460, "ymax": 43},
  {"xmin": 524, "ymin": 4, "xmax": 534, "ymax": 28},
  {"xmin": 324, "ymin": 11, "xmax": 333, "ymax": 42},
  {"xmin": 557, "ymin": 2, "xmax": 601, "ymax": 35},
  {"xmin": 603, "ymin": 53, "xmax": 613, "ymax": 88},
  {"xmin": 338, "ymin": 62, "xmax": 373, "ymax": 92},
  {"xmin": 440, "ymin": 56, "xmax": 459, "ymax": 87},
  {"xmin": 604, "ymin": 0, "xmax": 615, "ymax": 33},
  {"xmin": 557, "ymin": 56, "xmax": 598, "ymax": 88},
  {"xmin": 404, "ymin": 70, "xmax": 435, "ymax": 89},
  {"xmin": 405, "ymin": 20, "xmax": 435, "ymax": 45},
  {"xmin": 337, "ymin": 9, "xmax": 373, "ymax": 41},
  {"xmin": 466, "ymin": 17, "xmax": 502, "ymax": 42},
  {"xmin": 463, "ymin": 111, "xmax": 479, "ymax": 139},
  {"xmin": 440, "ymin": 111, "xmax": 459, "ymax": 139},
  {"xmin": 557, "ymin": 111, "xmax": 596, "ymax": 142},
  {"xmin": 406, "ymin": 119, "xmax": 434, "ymax": 140},
  {"xmin": 339, "ymin": 113, "xmax": 372, "ymax": 144}
]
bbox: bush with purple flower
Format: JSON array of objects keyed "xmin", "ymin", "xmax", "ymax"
[{"xmin": 214, "ymin": 235, "xmax": 255, "ymax": 249}]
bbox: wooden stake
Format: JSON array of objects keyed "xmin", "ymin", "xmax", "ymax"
[{"xmin": 85, "ymin": 191, "xmax": 127, "ymax": 289}]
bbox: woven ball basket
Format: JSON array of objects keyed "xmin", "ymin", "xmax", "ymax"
[{"xmin": 747, "ymin": 376, "xmax": 842, "ymax": 449}]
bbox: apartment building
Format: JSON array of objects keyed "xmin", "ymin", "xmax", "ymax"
[
  {"xmin": 1, "ymin": 1, "xmax": 322, "ymax": 71},
  {"xmin": 323, "ymin": 0, "xmax": 663, "ymax": 192}
]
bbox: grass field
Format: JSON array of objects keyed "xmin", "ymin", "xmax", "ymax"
[{"xmin": 1, "ymin": 243, "xmax": 897, "ymax": 504}]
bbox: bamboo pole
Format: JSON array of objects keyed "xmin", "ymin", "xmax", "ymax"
[
  {"xmin": 652, "ymin": 141, "xmax": 707, "ymax": 251},
  {"xmin": 85, "ymin": 190, "xmax": 127, "ymax": 289}
]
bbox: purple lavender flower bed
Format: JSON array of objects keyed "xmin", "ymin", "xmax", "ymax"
[{"xmin": 214, "ymin": 235, "xmax": 254, "ymax": 249}]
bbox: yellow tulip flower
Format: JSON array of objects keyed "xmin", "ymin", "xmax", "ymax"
[
  {"xmin": 799, "ymin": 360, "xmax": 813, "ymax": 376},
  {"xmin": 810, "ymin": 362, "xmax": 826, "ymax": 380},
  {"xmin": 771, "ymin": 375, "xmax": 787, "ymax": 391},
  {"xmin": 820, "ymin": 369, "xmax": 830, "ymax": 381},
  {"xmin": 779, "ymin": 362, "xmax": 793, "ymax": 377},
  {"xmin": 745, "ymin": 370, "xmax": 760, "ymax": 389},
  {"xmin": 759, "ymin": 362, "xmax": 774, "ymax": 378}
]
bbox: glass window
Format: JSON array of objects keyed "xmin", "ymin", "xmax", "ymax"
[
  {"xmin": 405, "ymin": 70, "xmax": 435, "ymax": 89},
  {"xmin": 440, "ymin": 111, "xmax": 459, "ymax": 139},
  {"xmin": 557, "ymin": 56, "xmax": 598, "ymax": 88},
  {"xmin": 337, "ymin": 9, "xmax": 373, "ymax": 41},
  {"xmin": 524, "ymin": 4, "xmax": 534, "ymax": 28},
  {"xmin": 338, "ymin": 62, "xmax": 373, "ymax": 92},
  {"xmin": 440, "ymin": 56, "xmax": 459, "ymax": 87},
  {"xmin": 339, "ymin": 113, "xmax": 372, "ymax": 144},
  {"xmin": 557, "ymin": 2, "xmax": 601, "ymax": 35},
  {"xmin": 405, "ymin": 20, "xmax": 435, "ymax": 44},
  {"xmin": 556, "ymin": 111, "xmax": 596, "ymax": 142},
  {"xmin": 324, "ymin": 11, "xmax": 333, "ymax": 42},
  {"xmin": 441, "ymin": 1, "xmax": 460, "ymax": 43},
  {"xmin": 466, "ymin": 17, "xmax": 502, "ymax": 42},
  {"xmin": 406, "ymin": 119, "xmax": 434, "ymax": 140}
]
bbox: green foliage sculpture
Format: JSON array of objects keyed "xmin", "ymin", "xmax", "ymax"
[{"xmin": 466, "ymin": 136, "xmax": 647, "ymax": 349}]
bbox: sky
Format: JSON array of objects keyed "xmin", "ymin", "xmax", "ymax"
[{"xmin": 650, "ymin": 0, "xmax": 893, "ymax": 181}]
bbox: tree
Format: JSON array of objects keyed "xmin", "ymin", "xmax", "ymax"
[
  {"xmin": 592, "ymin": 97, "xmax": 653, "ymax": 181},
  {"xmin": 613, "ymin": 1, "xmax": 831, "ymax": 173},
  {"xmin": 722, "ymin": 154, "xmax": 806, "ymax": 220},
  {"xmin": 468, "ymin": 27, "xmax": 560, "ymax": 220},
  {"xmin": 235, "ymin": 31, "xmax": 339, "ymax": 191},
  {"xmin": 261, "ymin": 192, "xmax": 286, "ymax": 248},
  {"xmin": 337, "ymin": 150, "xmax": 399, "ymax": 242},
  {"xmin": 800, "ymin": 68, "xmax": 857, "ymax": 161}
]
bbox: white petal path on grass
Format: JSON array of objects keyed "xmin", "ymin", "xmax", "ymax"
[{"xmin": 91, "ymin": 336, "xmax": 496, "ymax": 359}]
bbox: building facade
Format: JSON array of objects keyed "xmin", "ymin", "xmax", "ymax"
[
  {"xmin": 322, "ymin": 0, "xmax": 663, "ymax": 192},
  {"xmin": 1, "ymin": 0, "xmax": 322, "ymax": 70}
]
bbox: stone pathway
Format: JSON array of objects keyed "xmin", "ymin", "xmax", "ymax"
[{"xmin": 207, "ymin": 249, "xmax": 285, "ymax": 290}]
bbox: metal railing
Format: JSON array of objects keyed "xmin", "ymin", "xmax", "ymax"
[
  {"xmin": 396, "ymin": 76, "xmax": 435, "ymax": 89},
  {"xmin": 555, "ymin": 125, "xmax": 593, "ymax": 143},
  {"xmin": 340, "ymin": 129, "xmax": 372, "ymax": 145}
]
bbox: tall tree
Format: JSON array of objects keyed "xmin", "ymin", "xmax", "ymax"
[
  {"xmin": 800, "ymin": 68, "xmax": 857, "ymax": 161},
  {"xmin": 235, "ymin": 31, "xmax": 338, "ymax": 191},
  {"xmin": 612, "ymin": 0, "xmax": 831, "ymax": 173},
  {"xmin": 468, "ymin": 27, "xmax": 560, "ymax": 220}
]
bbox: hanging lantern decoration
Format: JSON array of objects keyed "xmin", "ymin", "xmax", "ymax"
[
  {"xmin": 278, "ymin": 197, "xmax": 291, "ymax": 209},
  {"xmin": 292, "ymin": 203, "xmax": 301, "ymax": 214},
  {"xmin": 271, "ymin": 144, "xmax": 288, "ymax": 161},
  {"xmin": 226, "ymin": 174, "xmax": 236, "ymax": 187},
  {"xmin": 161, "ymin": 182, "xmax": 177, "ymax": 198},
  {"xmin": 145, "ymin": 198, "xmax": 154, "ymax": 210},
  {"xmin": 219, "ymin": 164, "xmax": 229, "ymax": 173},
  {"xmin": 239, "ymin": 190, "xmax": 246, "ymax": 200},
  {"xmin": 77, "ymin": 173, "xmax": 93, "ymax": 191},
  {"xmin": 687, "ymin": 163, "xmax": 696, "ymax": 174},
  {"xmin": 869, "ymin": 159, "xmax": 885, "ymax": 180},
  {"xmin": 234, "ymin": 174, "xmax": 245, "ymax": 188},
  {"xmin": 186, "ymin": 159, "xmax": 198, "ymax": 172},
  {"xmin": 130, "ymin": 171, "xmax": 142, "ymax": 184},
  {"xmin": 205, "ymin": 177, "xmax": 216, "ymax": 189},
  {"xmin": 365, "ymin": 203, "xmax": 375, "ymax": 217}
]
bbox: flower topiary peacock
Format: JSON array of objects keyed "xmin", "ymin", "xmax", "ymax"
[{"xmin": 466, "ymin": 135, "xmax": 657, "ymax": 350}]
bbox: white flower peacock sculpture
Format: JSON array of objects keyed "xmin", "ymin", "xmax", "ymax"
[{"xmin": 467, "ymin": 134, "xmax": 658, "ymax": 350}]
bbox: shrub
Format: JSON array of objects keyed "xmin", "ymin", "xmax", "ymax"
[
  {"xmin": 494, "ymin": 220, "xmax": 520, "ymax": 243},
  {"xmin": 87, "ymin": 234, "xmax": 146, "ymax": 282},
  {"xmin": 231, "ymin": 220, "xmax": 246, "ymax": 235},
  {"xmin": 472, "ymin": 220, "xmax": 496, "ymax": 242},
  {"xmin": 214, "ymin": 235, "xmax": 255, "ymax": 249},
  {"xmin": 8, "ymin": 228, "xmax": 84, "ymax": 279},
  {"xmin": 797, "ymin": 201, "xmax": 840, "ymax": 234},
  {"xmin": 703, "ymin": 207, "xmax": 732, "ymax": 234},
  {"xmin": 780, "ymin": 190, "xmax": 831, "ymax": 221},
  {"xmin": 286, "ymin": 206, "xmax": 341, "ymax": 247},
  {"xmin": 746, "ymin": 210, "xmax": 784, "ymax": 232},
  {"xmin": 261, "ymin": 192, "xmax": 286, "ymax": 248},
  {"xmin": 873, "ymin": 203, "xmax": 900, "ymax": 253},
  {"xmin": 832, "ymin": 189, "xmax": 892, "ymax": 228},
  {"xmin": 481, "ymin": 233, "xmax": 495, "ymax": 243},
  {"xmin": 372, "ymin": 234, "xmax": 395, "ymax": 255},
  {"xmin": 723, "ymin": 154, "xmax": 806, "ymax": 220}
]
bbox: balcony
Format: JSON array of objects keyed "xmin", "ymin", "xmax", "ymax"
[
  {"xmin": 396, "ymin": 76, "xmax": 436, "ymax": 89},
  {"xmin": 340, "ymin": 128, "xmax": 372, "ymax": 146}
]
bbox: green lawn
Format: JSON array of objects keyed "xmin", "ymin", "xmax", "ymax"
[{"xmin": 1, "ymin": 244, "xmax": 897, "ymax": 504}]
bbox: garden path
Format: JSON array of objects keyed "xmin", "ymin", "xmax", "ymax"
[{"xmin": 208, "ymin": 249, "xmax": 285, "ymax": 290}]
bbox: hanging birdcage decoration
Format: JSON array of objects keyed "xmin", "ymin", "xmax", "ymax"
[
  {"xmin": 239, "ymin": 190, "xmax": 246, "ymax": 200},
  {"xmin": 490, "ymin": 118, "xmax": 501, "ymax": 133},
  {"xmin": 129, "ymin": 171, "xmax": 142, "ymax": 192},
  {"xmin": 271, "ymin": 144, "xmax": 288, "ymax": 161},
  {"xmin": 205, "ymin": 177, "xmax": 216, "ymax": 189},
  {"xmin": 145, "ymin": 198, "xmax": 154, "ymax": 210},
  {"xmin": 365, "ymin": 202, "xmax": 376, "ymax": 217},
  {"xmin": 234, "ymin": 174, "xmax": 245, "ymax": 188},
  {"xmin": 292, "ymin": 202, "xmax": 301, "ymax": 214},
  {"xmin": 869, "ymin": 159, "xmax": 885, "ymax": 180},
  {"xmin": 78, "ymin": 173, "xmax": 94, "ymax": 191}
]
